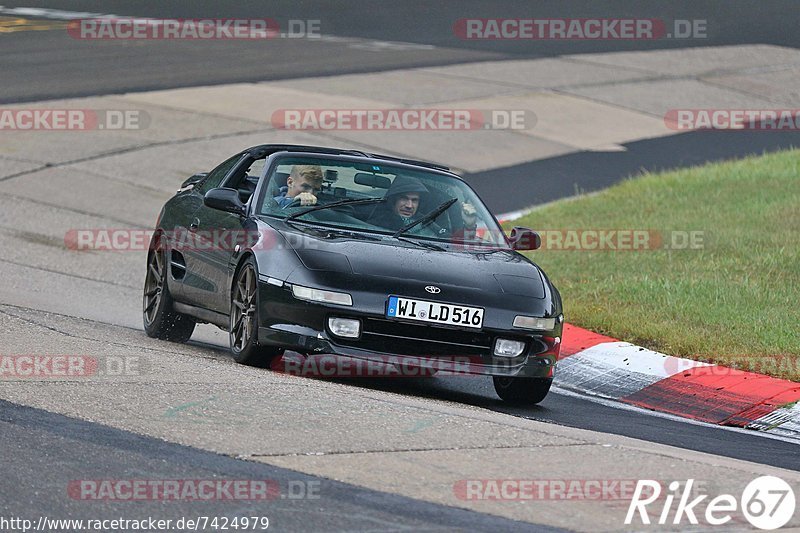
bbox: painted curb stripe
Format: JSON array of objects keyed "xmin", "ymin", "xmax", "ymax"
[
  {"xmin": 559, "ymin": 322, "xmax": 800, "ymax": 437},
  {"xmin": 748, "ymin": 403, "xmax": 800, "ymax": 439},
  {"xmin": 557, "ymin": 341, "xmax": 712, "ymax": 399},
  {"xmin": 559, "ymin": 323, "xmax": 616, "ymax": 357},
  {"xmin": 621, "ymin": 366, "xmax": 800, "ymax": 425}
]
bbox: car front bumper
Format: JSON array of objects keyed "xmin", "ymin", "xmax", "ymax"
[{"xmin": 257, "ymin": 281, "xmax": 560, "ymax": 378}]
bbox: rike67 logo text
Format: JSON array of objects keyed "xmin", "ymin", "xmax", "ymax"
[{"xmin": 626, "ymin": 477, "xmax": 796, "ymax": 530}]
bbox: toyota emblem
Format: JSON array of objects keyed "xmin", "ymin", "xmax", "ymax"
[{"xmin": 425, "ymin": 286, "xmax": 441, "ymax": 294}]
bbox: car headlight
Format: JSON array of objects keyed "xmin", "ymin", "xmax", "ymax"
[
  {"xmin": 513, "ymin": 315, "xmax": 556, "ymax": 331},
  {"xmin": 291, "ymin": 284, "xmax": 353, "ymax": 306}
]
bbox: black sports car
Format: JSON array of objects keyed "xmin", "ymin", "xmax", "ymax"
[{"xmin": 143, "ymin": 145, "xmax": 563, "ymax": 403}]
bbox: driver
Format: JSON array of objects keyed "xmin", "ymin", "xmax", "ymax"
[{"xmin": 274, "ymin": 165, "xmax": 324, "ymax": 207}]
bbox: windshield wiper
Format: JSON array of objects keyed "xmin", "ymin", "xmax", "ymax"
[
  {"xmin": 324, "ymin": 228, "xmax": 383, "ymax": 241},
  {"xmin": 393, "ymin": 235, "xmax": 446, "ymax": 251},
  {"xmin": 286, "ymin": 197, "xmax": 384, "ymax": 222},
  {"xmin": 464, "ymin": 247, "xmax": 513, "ymax": 256},
  {"xmin": 392, "ymin": 197, "xmax": 457, "ymax": 238}
]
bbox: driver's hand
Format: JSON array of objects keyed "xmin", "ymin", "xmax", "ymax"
[
  {"xmin": 462, "ymin": 202, "xmax": 478, "ymax": 230},
  {"xmin": 296, "ymin": 192, "xmax": 318, "ymax": 206}
]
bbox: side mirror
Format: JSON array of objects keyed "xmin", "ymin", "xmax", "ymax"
[
  {"xmin": 204, "ymin": 188, "xmax": 246, "ymax": 216},
  {"xmin": 509, "ymin": 226, "xmax": 541, "ymax": 251},
  {"xmin": 179, "ymin": 173, "xmax": 207, "ymax": 190}
]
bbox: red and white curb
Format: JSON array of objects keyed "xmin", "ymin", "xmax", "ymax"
[{"xmin": 557, "ymin": 324, "xmax": 800, "ymax": 440}]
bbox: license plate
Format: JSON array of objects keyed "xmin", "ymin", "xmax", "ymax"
[{"xmin": 386, "ymin": 296, "xmax": 484, "ymax": 329}]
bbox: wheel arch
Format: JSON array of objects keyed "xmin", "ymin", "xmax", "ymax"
[
  {"xmin": 146, "ymin": 228, "xmax": 183, "ymax": 302},
  {"xmin": 231, "ymin": 251, "xmax": 258, "ymax": 295},
  {"xmin": 146, "ymin": 228, "xmax": 165, "ymax": 256}
]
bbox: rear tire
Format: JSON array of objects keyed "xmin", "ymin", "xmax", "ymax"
[
  {"xmin": 143, "ymin": 238, "xmax": 195, "ymax": 342},
  {"xmin": 493, "ymin": 376, "xmax": 552, "ymax": 404},
  {"xmin": 230, "ymin": 257, "xmax": 283, "ymax": 367}
]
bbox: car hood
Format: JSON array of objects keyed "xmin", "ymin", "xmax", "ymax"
[{"xmin": 276, "ymin": 224, "xmax": 547, "ymax": 299}]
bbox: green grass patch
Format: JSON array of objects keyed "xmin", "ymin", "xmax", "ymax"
[{"xmin": 513, "ymin": 149, "xmax": 800, "ymax": 380}]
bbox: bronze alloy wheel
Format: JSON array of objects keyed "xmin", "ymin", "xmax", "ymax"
[
  {"xmin": 231, "ymin": 263, "xmax": 257, "ymax": 353},
  {"xmin": 229, "ymin": 258, "xmax": 282, "ymax": 367}
]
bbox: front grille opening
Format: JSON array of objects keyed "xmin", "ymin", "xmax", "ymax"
[{"xmin": 336, "ymin": 317, "xmax": 496, "ymax": 356}]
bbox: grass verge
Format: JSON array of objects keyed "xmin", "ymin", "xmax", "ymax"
[{"xmin": 512, "ymin": 149, "xmax": 799, "ymax": 381}]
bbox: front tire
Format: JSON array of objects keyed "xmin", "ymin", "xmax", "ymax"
[
  {"xmin": 230, "ymin": 257, "xmax": 282, "ymax": 367},
  {"xmin": 143, "ymin": 238, "xmax": 195, "ymax": 342},
  {"xmin": 493, "ymin": 376, "xmax": 552, "ymax": 404}
]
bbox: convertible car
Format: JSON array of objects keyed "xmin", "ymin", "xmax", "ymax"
[{"xmin": 143, "ymin": 145, "xmax": 563, "ymax": 403}]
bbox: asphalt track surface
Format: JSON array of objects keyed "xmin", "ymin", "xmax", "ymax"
[
  {"xmin": 0, "ymin": 302, "xmax": 797, "ymax": 531},
  {"xmin": 1, "ymin": 400, "xmax": 558, "ymax": 532},
  {"xmin": 4, "ymin": 0, "xmax": 800, "ymax": 104},
  {"xmin": 470, "ymin": 129, "xmax": 800, "ymax": 215},
  {"xmin": 334, "ymin": 373, "xmax": 800, "ymax": 472},
  {"xmin": 4, "ymin": 1, "xmax": 800, "ymax": 215},
  {"xmin": 2, "ymin": 2, "xmax": 799, "ymax": 531}
]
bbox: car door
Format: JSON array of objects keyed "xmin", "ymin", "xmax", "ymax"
[
  {"xmin": 181, "ymin": 154, "xmax": 265, "ymax": 315},
  {"xmin": 178, "ymin": 153, "xmax": 246, "ymax": 311}
]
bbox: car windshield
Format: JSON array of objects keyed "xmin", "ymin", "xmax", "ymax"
[{"xmin": 259, "ymin": 155, "xmax": 507, "ymax": 248}]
